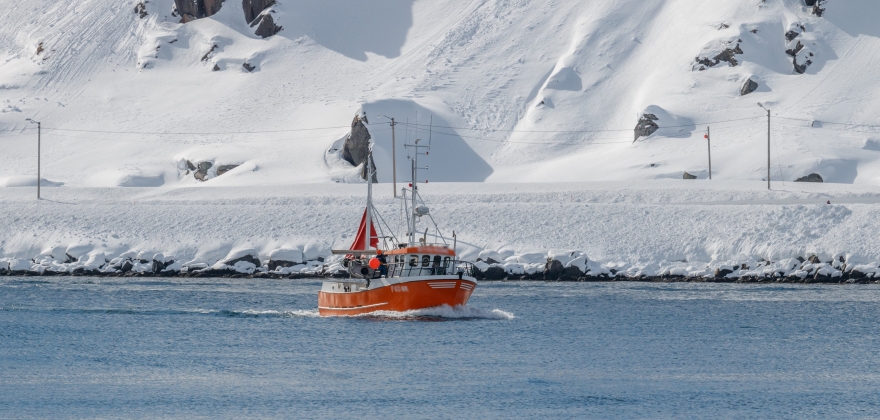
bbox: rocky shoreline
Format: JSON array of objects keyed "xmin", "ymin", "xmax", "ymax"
[{"xmin": 4, "ymin": 254, "xmax": 879, "ymax": 284}]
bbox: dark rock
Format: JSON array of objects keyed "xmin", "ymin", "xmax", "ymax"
[
  {"xmin": 243, "ymin": 0, "xmax": 275, "ymax": 23},
  {"xmin": 483, "ymin": 266, "xmax": 507, "ymax": 280},
  {"xmin": 560, "ymin": 265, "xmax": 584, "ymax": 281},
  {"xmin": 212, "ymin": 64, "xmax": 221, "ymax": 71},
  {"xmin": 785, "ymin": 31, "xmax": 800, "ymax": 42},
  {"xmin": 186, "ymin": 160, "xmax": 197, "ymax": 171},
  {"xmin": 252, "ymin": 13, "xmax": 282, "ymax": 38},
  {"xmin": 267, "ymin": 260, "xmax": 296, "ymax": 271},
  {"xmin": 342, "ymin": 113, "xmax": 377, "ymax": 182},
  {"xmin": 808, "ymin": 255, "xmax": 821, "ymax": 264},
  {"xmin": 201, "ymin": 45, "xmax": 217, "ymax": 62},
  {"xmin": 740, "ymin": 78, "xmax": 759, "ymax": 96},
  {"xmin": 152, "ymin": 259, "xmax": 174, "ymax": 273},
  {"xmin": 135, "ymin": 2, "xmax": 148, "ymax": 18},
  {"xmin": 64, "ymin": 253, "xmax": 77, "ymax": 264},
  {"xmin": 544, "ymin": 259, "xmax": 565, "ymax": 280},
  {"xmin": 683, "ymin": 172, "xmax": 697, "ymax": 180},
  {"xmin": 694, "ymin": 42, "xmax": 744, "ymax": 70},
  {"xmin": 194, "ymin": 161, "xmax": 212, "ymax": 181},
  {"xmin": 793, "ymin": 55, "xmax": 812, "ymax": 74},
  {"xmin": 794, "ymin": 173, "xmax": 823, "ymax": 182},
  {"xmin": 216, "ymin": 164, "xmax": 239, "ymax": 176},
  {"xmin": 786, "ymin": 40, "xmax": 804, "ymax": 57},
  {"xmin": 633, "ymin": 114, "xmax": 659, "ymax": 142},
  {"xmin": 804, "ymin": 0, "xmax": 817, "ymax": 5},
  {"xmin": 224, "ymin": 254, "xmax": 261, "ymax": 268},
  {"xmin": 120, "ymin": 260, "xmax": 133, "ymax": 273},
  {"xmin": 174, "ymin": 0, "xmax": 223, "ymax": 23},
  {"xmin": 811, "ymin": 0, "xmax": 825, "ymax": 16},
  {"xmin": 242, "ymin": 62, "xmax": 255, "ymax": 72},
  {"xmin": 714, "ymin": 268, "xmax": 734, "ymax": 278}
]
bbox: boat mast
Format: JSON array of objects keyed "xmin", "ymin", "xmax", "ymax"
[
  {"xmin": 411, "ymin": 140, "xmax": 418, "ymax": 244},
  {"xmin": 366, "ymin": 149, "xmax": 373, "ymax": 252}
]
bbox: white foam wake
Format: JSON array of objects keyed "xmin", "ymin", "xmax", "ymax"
[{"xmin": 353, "ymin": 305, "xmax": 515, "ymax": 320}]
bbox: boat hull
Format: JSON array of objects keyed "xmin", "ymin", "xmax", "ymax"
[{"xmin": 318, "ymin": 277, "xmax": 476, "ymax": 316}]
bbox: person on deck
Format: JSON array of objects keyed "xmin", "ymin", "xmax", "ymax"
[{"xmin": 377, "ymin": 250, "xmax": 388, "ymax": 277}]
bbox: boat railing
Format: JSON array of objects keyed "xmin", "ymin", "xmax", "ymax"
[{"xmin": 379, "ymin": 260, "xmax": 476, "ymax": 279}]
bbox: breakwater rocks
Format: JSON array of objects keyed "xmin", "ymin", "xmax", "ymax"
[{"xmin": 3, "ymin": 250, "xmax": 880, "ymax": 284}]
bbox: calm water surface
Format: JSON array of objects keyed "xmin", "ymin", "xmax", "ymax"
[{"xmin": 2, "ymin": 277, "xmax": 880, "ymax": 418}]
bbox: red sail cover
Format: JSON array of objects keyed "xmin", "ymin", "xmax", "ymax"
[{"xmin": 349, "ymin": 208, "xmax": 378, "ymax": 250}]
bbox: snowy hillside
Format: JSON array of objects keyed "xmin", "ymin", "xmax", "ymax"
[{"xmin": 1, "ymin": 0, "xmax": 879, "ymax": 186}]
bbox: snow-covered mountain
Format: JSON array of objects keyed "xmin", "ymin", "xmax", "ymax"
[{"xmin": 1, "ymin": 0, "xmax": 878, "ymax": 187}]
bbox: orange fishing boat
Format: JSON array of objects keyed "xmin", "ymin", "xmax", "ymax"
[{"xmin": 318, "ymin": 139, "xmax": 477, "ymax": 316}]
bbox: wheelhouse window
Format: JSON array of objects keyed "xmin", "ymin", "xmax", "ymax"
[
  {"xmin": 443, "ymin": 257, "xmax": 451, "ymax": 268},
  {"xmin": 421, "ymin": 255, "xmax": 431, "ymax": 267},
  {"xmin": 408, "ymin": 255, "xmax": 418, "ymax": 267}
]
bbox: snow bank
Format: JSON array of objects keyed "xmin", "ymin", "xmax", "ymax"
[{"xmin": 2, "ymin": 181, "xmax": 880, "ymax": 281}]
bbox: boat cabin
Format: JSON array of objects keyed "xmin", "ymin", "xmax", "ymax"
[{"xmin": 385, "ymin": 245, "xmax": 456, "ymax": 277}]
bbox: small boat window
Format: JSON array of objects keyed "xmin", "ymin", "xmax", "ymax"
[
  {"xmin": 421, "ymin": 255, "xmax": 431, "ymax": 267},
  {"xmin": 443, "ymin": 257, "xmax": 451, "ymax": 268},
  {"xmin": 408, "ymin": 255, "xmax": 418, "ymax": 267},
  {"xmin": 433, "ymin": 255, "xmax": 442, "ymax": 267}
]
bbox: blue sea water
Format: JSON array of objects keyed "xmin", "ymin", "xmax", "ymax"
[{"xmin": 3, "ymin": 277, "xmax": 880, "ymax": 419}]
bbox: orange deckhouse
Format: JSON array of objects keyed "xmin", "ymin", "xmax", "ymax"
[{"xmin": 318, "ymin": 139, "xmax": 477, "ymax": 316}]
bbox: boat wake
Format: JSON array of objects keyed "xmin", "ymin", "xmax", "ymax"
[{"xmin": 353, "ymin": 305, "xmax": 515, "ymax": 320}]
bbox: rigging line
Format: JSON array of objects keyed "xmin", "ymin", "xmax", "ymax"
[
  {"xmin": 774, "ymin": 116, "xmax": 880, "ymax": 129},
  {"xmin": 400, "ymin": 115, "xmax": 765, "ymax": 133}
]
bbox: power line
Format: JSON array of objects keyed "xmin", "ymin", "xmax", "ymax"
[
  {"xmin": 399, "ymin": 120, "xmax": 764, "ymax": 145},
  {"xmin": 401, "ymin": 115, "xmax": 765, "ymax": 133},
  {"xmin": 774, "ymin": 115, "xmax": 880, "ymax": 130}
]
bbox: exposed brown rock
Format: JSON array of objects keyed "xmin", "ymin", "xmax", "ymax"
[
  {"xmin": 633, "ymin": 114, "xmax": 659, "ymax": 142},
  {"xmin": 243, "ymin": 0, "xmax": 275, "ymax": 23},
  {"xmin": 342, "ymin": 113, "xmax": 377, "ymax": 182},
  {"xmin": 252, "ymin": 13, "xmax": 282, "ymax": 38},
  {"xmin": 174, "ymin": 0, "xmax": 224, "ymax": 23},
  {"xmin": 740, "ymin": 78, "xmax": 759, "ymax": 96}
]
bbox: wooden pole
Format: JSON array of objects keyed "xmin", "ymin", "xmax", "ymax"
[
  {"xmin": 767, "ymin": 109, "xmax": 771, "ymax": 190},
  {"xmin": 707, "ymin": 126, "xmax": 712, "ymax": 180}
]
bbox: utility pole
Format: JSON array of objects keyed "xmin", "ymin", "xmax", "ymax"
[
  {"xmin": 705, "ymin": 126, "xmax": 712, "ymax": 180},
  {"xmin": 26, "ymin": 118, "xmax": 41, "ymax": 199},
  {"xmin": 766, "ymin": 108, "xmax": 771, "ymax": 190},
  {"xmin": 390, "ymin": 117, "xmax": 397, "ymax": 197},
  {"xmin": 758, "ymin": 104, "xmax": 770, "ymax": 190}
]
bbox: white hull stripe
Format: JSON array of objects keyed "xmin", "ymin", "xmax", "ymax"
[
  {"xmin": 428, "ymin": 282, "xmax": 458, "ymax": 289},
  {"xmin": 319, "ymin": 302, "xmax": 388, "ymax": 311}
]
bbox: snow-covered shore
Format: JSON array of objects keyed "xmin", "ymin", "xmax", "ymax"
[{"xmin": 3, "ymin": 180, "xmax": 880, "ymax": 281}]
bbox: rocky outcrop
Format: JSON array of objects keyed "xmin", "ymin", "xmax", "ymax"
[
  {"xmin": 174, "ymin": 0, "xmax": 224, "ymax": 23},
  {"xmin": 694, "ymin": 41, "xmax": 743, "ymax": 70},
  {"xmin": 243, "ymin": 0, "xmax": 275, "ymax": 23},
  {"xmin": 185, "ymin": 160, "xmax": 239, "ymax": 181},
  {"xmin": 683, "ymin": 172, "xmax": 697, "ymax": 180},
  {"xmin": 633, "ymin": 114, "xmax": 659, "ymax": 142},
  {"xmin": 740, "ymin": 78, "xmax": 759, "ymax": 96},
  {"xmin": 342, "ymin": 113, "xmax": 378, "ymax": 182},
  {"xmin": 809, "ymin": 0, "xmax": 825, "ymax": 17},
  {"xmin": 252, "ymin": 13, "xmax": 282, "ymax": 38},
  {"xmin": 242, "ymin": 62, "xmax": 255, "ymax": 72},
  {"xmin": 785, "ymin": 22, "xmax": 814, "ymax": 74},
  {"xmin": 795, "ymin": 173, "xmax": 823, "ymax": 182},
  {"xmin": 134, "ymin": 2, "xmax": 148, "ymax": 19},
  {"xmin": 216, "ymin": 164, "xmax": 238, "ymax": 176},
  {"xmin": 194, "ymin": 161, "xmax": 211, "ymax": 181}
]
